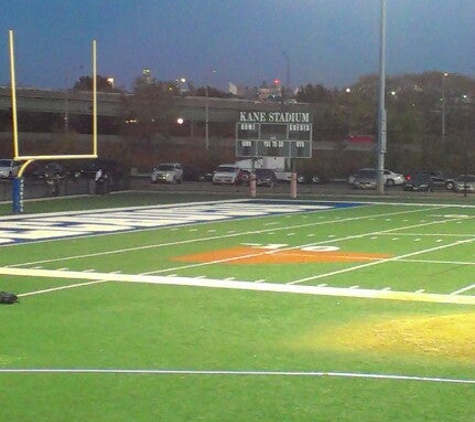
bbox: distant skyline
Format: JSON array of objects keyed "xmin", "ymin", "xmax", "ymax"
[{"xmin": 1, "ymin": 0, "xmax": 474, "ymax": 91}]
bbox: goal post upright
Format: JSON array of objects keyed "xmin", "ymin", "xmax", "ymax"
[
  {"xmin": 92, "ymin": 39, "xmax": 98, "ymax": 157},
  {"xmin": 8, "ymin": 30, "xmax": 19, "ymax": 159},
  {"xmin": 8, "ymin": 30, "xmax": 99, "ymax": 213}
]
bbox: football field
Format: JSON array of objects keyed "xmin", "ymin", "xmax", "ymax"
[{"xmin": 1, "ymin": 198, "xmax": 474, "ymax": 421}]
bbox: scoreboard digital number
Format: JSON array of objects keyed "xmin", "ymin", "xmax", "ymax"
[{"xmin": 236, "ymin": 112, "xmax": 312, "ymax": 158}]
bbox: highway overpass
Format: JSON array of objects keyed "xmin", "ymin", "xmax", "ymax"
[{"xmin": 0, "ymin": 86, "xmax": 310, "ymax": 123}]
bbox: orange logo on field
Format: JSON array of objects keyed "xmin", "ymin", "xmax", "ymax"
[{"xmin": 173, "ymin": 246, "xmax": 392, "ymax": 265}]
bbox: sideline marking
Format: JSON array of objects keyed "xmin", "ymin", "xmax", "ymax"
[
  {"xmin": 0, "ymin": 368, "xmax": 473, "ymax": 385},
  {"xmin": 3, "ymin": 267, "xmax": 475, "ymax": 305}
]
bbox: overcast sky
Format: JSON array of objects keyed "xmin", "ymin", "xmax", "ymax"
[{"xmin": 1, "ymin": 0, "xmax": 474, "ymax": 91}]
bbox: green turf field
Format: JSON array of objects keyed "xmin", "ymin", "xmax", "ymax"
[{"xmin": 0, "ymin": 197, "xmax": 474, "ymax": 421}]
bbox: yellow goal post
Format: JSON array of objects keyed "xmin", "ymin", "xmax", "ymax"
[{"xmin": 8, "ymin": 29, "xmax": 98, "ymax": 178}]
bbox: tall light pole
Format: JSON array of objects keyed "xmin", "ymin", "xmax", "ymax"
[
  {"xmin": 442, "ymin": 72, "xmax": 449, "ymax": 146},
  {"xmin": 376, "ymin": 0, "xmax": 387, "ymax": 195},
  {"xmin": 283, "ymin": 52, "xmax": 290, "ymax": 102},
  {"xmin": 204, "ymin": 69, "xmax": 217, "ymax": 150},
  {"xmin": 345, "ymin": 87, "xmax": 352, "ymax": 138},
  {"xmin": 64, "ymin": 72, "xmax": 70, "ymax": 136},
  {"xmin": 205, "ymin": 85, "xmax": 209, "ymax": 149}
]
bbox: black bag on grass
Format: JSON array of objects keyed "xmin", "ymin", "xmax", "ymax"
[{"xmin": 0, "ymin": 291, "xmax": 19, "ymax": 304}]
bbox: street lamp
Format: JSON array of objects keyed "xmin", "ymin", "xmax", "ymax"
[{"xmin": 174, "ymin": 77, "xmax": 187, "ymax": 94}]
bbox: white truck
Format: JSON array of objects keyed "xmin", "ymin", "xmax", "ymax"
[
  {"xmin": 236, "ymin": 157, "xmax": 303, "ymax": 183},
  {"xmin": 212, "ymin": 157, "xmax": 289, "ymax": 185},
  {"xmin": 212, "ymin": 157, "xmax": 308, "ymax": 185},
  {"xmin": 239, "ymin": 157, "xmax": 285, "ymax": 179}
]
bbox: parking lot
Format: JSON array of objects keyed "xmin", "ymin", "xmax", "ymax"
[
  {"xmin": 0, "ymin": 175, "xmax": 470, "ymax": 205},
  {"xmin": 134, "ymin": 178, "xmax": 463, "ymax": 200}
]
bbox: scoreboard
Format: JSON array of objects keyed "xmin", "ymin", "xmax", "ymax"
[{"xmin": 235, "ymin": 112, "xmax": 312, "ymax": 158}]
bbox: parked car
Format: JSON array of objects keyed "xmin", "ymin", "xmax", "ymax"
[
  {"xmin": 182, "ymin": 165, "xmax": 203, "ymax": 182},
  {"xmin": 452, "ymin": 174, "xmax": 475, "ymax": 193},
  {"xmin": 403, "ymin": 171, "xmax": 435, "ymax": 192},
  {"xmin": 75, "ymin": 159, "xmax": 126, "ymax": 180},
  {"xmin": 212, "ymin": 164, "xmax": 241, "ymax": 185},
  {"xmin": 199, "ymin": 171, "xmax": 214, "ymax": 182},
  {"xmin": 24, "ymin": 161, "xmax": 69, "ymax": 180},
  {"xmin": 0, "ymin": 159, "xmax": 21, "ymax": 178},
  {"xmin": 352, "ymin": 168, "xmax": 378, "ymax": 189},
  {"xmin": 150, "ymin": 162, "xmax": 183, "ymax": 184},
  {"xmin": 248, "ymin": 168, "xmax": 277, "ymax": 188},
  {"xmin": 404, "ymin": 170, "xmax": 454, "ymax": 191},
  {"xmin": 274, "ymin": 172, "xmax": 309, "ymax": 184},
  {"xmin": 349, "ymin": 168, "xmax": 404, "ymax": 189}
]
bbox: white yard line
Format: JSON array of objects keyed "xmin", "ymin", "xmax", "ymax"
[
  {"xmin": 19, "ymin": 279, "xmax": 112, "ymax": 297},
  {"xmin": 2, "ymin": 267, "xmax": 474, "ymax": 305},
  {"xmin": 451, "ymin": 284, "xmax": 475, "ymax": 295},
  {"xmin": 286, "ymin": 213, "xmax": 475, "ymax": 285},
  {"xmin": 0, "ymin": 368, "xmax": 473, "ymax": 385},
  {"xmin": 380, "ymin": 232, "xmax": 475, "ymax": 238},
  {"xmin": 289, "ymin": 237, "xmax": 475, "ymax": 285},
  {"xmin": 397, "ymin": 259, "xmax": 475, "ymax": 266}
]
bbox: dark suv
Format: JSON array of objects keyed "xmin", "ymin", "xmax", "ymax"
[
  {"xmin": 250, "ymin": 168, "xmax": 277, "ymax": 188},
  {"xmin": 76, "ymin": 159, "xmax": 126, "ymax": 180},
  {"xmin": 73, "ymin": 159, "xmax": 127, "ymax": 191}
]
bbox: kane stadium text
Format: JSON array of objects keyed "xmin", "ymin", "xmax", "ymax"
[{"xmin": 239, "ymin": 111, "xmax": 310, "ymax": 123}]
